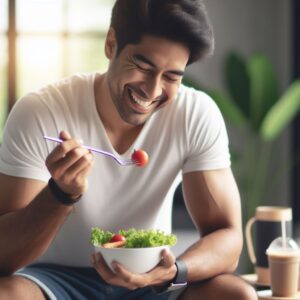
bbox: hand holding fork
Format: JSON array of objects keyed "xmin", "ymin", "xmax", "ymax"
[{"xmin": 44, "ymin": 136, "xmax": 137, "ymax": 166}]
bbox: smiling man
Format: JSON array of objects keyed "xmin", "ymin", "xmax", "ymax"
[
  {"xmin": 105, "ymin": 35, "xmax": 188, "ymax": 122},
  {"xmin": 0, "ymin": 0, "xmax": 257, "ymax": 300}
]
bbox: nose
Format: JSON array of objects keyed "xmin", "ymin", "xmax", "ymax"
[{"xmin": 140, "ymin": 76, "xmax": 164, "ymax": 100}]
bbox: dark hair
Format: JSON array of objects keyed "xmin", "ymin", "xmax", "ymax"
[{"xmin": 110, "ymin": 0, "xmax": 214, "ymax": 65}]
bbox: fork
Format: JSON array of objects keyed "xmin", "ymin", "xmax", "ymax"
[{"xmin": 43, "ymin": 136, "xmax": 136, "ymax": 166}]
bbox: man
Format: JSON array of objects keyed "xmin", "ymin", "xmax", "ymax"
[{"xmin": 0, "ymin": 0, "xmax": 257, "ymax": 299}]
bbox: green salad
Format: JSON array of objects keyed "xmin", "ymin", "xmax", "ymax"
[{"xmin": 91, "ymin": 227, "xmax": 177, "ymax": 248}]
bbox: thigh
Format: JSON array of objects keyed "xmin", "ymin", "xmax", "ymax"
[
  {"xmin": 0, "ymin": 275, "xmax": 46, "ymax": 300},
  {"xmin": 179, "ymin": 274, "xmax": 257, "ymax": 300}
]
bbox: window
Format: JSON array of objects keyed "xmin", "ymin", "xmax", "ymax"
[{"xmin": 1, "ymin": 0, "xmax": 114, "ymax": 138}]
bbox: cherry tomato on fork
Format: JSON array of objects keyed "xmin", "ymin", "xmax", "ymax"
[
  {"xmin": 109, "ymin": 234, "xmax": 126, "ymax": 243},
  {"xmin": 131, "ymin": 149, "xmax": 149, "ymax": 167}
]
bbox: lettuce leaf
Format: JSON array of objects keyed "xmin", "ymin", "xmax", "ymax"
[{"xmin": 90, "ymin": 227, "xmax": 177, "ymax": 248}]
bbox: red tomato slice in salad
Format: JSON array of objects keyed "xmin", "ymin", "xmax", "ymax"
[{"xmin": 109, "ymin": 234, "xmax": 126, "ymax": 243}]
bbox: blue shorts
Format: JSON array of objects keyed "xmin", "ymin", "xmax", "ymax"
[{"xmin": 16, "ymin": 263, "xmax": 184, "ymax": 300}]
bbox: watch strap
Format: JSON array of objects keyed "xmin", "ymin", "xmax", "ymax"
[
  {"xmin": 48, "ymin": 178, "xmax": 81, "ymax": 206},
  {"xmin": 173, "ymin": 259, "xmax": 188, "ymax": 284},
  {"xmin": 152, "ymin": 259, "xmax": 188, "ymax": 294}
]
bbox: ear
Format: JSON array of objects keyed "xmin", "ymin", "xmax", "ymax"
[{"xmin": 105, "ymin": 28, "xmax": 117, "ymax": 59}]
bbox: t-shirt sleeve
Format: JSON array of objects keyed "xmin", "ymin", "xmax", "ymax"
[
  {"xmin": 182, "ymin": 90, "xmax": 231, "ymax": 173},
  {"xmin": 0, "ymin": 93, "xmax": 54, "ymax": 182}
]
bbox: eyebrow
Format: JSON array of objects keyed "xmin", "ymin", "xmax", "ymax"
[{"xmin": 133, "ymin": 54, "xmax": 185, "ymax": 77}]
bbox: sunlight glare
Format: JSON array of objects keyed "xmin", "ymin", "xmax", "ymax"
[
  {"xmin": 17, "ymin": 0, "xmax": 63, "ymax": 32},
  {"xmin": 17, "ymin": 36, "xmax": 63, "ymax": 96},
  {"xmin": 0, "ymin": 0, "xmax": 8, "ymax": 32},
  {"xmin": 67, "ymin": 0, "xmax": 112, "ymax": 32}
]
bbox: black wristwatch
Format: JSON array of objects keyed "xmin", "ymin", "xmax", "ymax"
[
  {"xmin": 153, "ymin": 259, "xmax": 188, "ymax": 294},
  {"xmin": 48, "ymin": 178, "xmax": 81, "ymax": 206}
]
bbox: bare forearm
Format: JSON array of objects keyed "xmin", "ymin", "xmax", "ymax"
[
  {"xmin": 179, "ymin": 227, "xmax": 242, "ymax": 282},
  {"xmin": 0, "ymin": 186, "xmax": 73, "ymax": 275}
]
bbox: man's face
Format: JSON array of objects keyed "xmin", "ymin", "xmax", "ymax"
[{"xmin": 105, "ymin": 32, "xmax": 190, "ymax": 126}]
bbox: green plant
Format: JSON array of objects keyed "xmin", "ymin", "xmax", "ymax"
[{"xmin": 183, "ymin": 52, "xmax": 300, "ymax": 222}]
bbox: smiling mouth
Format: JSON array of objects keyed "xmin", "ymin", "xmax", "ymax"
[{"xmin": 128, "ymin": 88, "xmax": 154, "ymax": 110}]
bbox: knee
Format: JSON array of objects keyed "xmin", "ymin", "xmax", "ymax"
[
  {"xmin": 234, "ymin": 281, "xmax": 257, "ymax": 300},
  {"xmin": 218, "ymin": 275, "xmax": 257, "ymax": 300},
  {"xmin": 180, "ymin": 274, "xmax": 258, "ymax": 300}
]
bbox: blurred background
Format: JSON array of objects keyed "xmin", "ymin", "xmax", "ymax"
[{"xmin": 1, "ymin": 0, "xmax": 300, "ymax": 273}]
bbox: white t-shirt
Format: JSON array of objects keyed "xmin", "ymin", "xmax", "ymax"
[{"xmin": 0, "ymin": 73, "xmax": 230, "ymax": 266}]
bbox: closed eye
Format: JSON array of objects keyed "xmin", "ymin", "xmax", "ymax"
[
  {"xmin": 136, "ymin": 63, "xmax": 152, "ymax": 73},
  {"xmin": 132, "ymin": 54, "xmax": 184, "ymax": 82},
  {"xmin": 164, "ymin": 74, "xmax": 182, "ymax": 83},
  {"xmin": 166, "ymin": 76, "xmax": 181, "ymax": 82}
]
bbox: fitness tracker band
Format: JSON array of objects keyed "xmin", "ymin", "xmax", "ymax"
[
  {"xmin": 173, "ymin": 260, "xmax": 188, "ymax": 284},
  {"xmin": 153, "ymin": 259, "xmax": 188, "ymax": 294},
  {"xmin": 48, "ymin": 178, "xmax": 81, "ymax": 206}
]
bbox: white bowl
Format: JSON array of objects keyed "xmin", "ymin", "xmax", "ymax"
[{"xmin": 95, "ymin": 245, "xmax": 168, "ymax": 274}]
